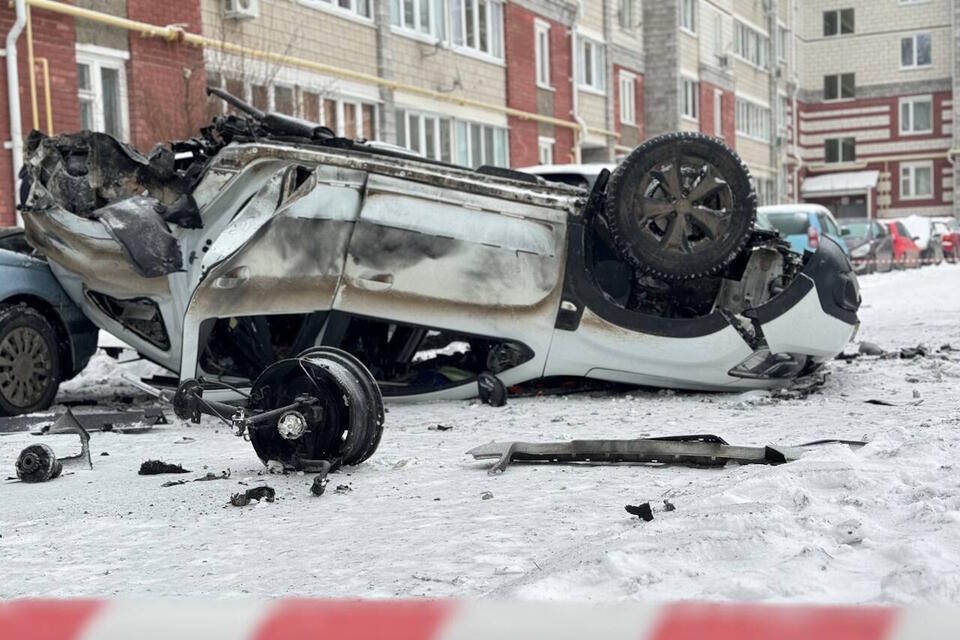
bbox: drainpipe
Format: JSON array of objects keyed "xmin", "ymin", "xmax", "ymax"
[
  {"xmin": 571, "ymin": 1, "xmax": 586, "ymax": 163},
  {"xmin": 5, "ymin": 0, "xmax": 27, "ymax": 227},
  {"xmin": 949, "ymin": 0, "xmax": 958, "ymax": 217}
]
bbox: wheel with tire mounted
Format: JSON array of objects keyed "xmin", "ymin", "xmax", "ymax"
[
  {"xmin": 604, "ymin": 132, "xmax": 757, "ymax": 280},
  {"xmin": 0, "ymin": 304, "xmax": 61, "ymax": 416}
]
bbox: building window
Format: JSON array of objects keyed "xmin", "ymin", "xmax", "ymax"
[
  {"xmin": 734, "ymin": 21, "xmax": 770, "ymax": 68},
  {"xmin": 300, "ymin": 91, "xmax": 378, "ymax": 140},
  {"xmin": 901, "ymin": 33, "xmax": 932, "ymax": 68},
  {"xmin": 735, "ymin": 98, "xmax": 770, "ymax": 141},
  {"xmin": 578, "ymin": 37, "xmax": 606, "ymax": 92},
  {"xmin": 396, "ymin": 109, "xmax": 452, "ymax": 161},
  {"xmin": 76, "ymin": 46, "xmax": 130, "ymax": 142},
  {"xmin": 823, "ymin": 8, "xmax": 854, "ymax": 37},
  {"xmin": 679, "ymin": 0, "xmax": 696, "ymax": 33},
  {"xmin": 619, "ymin": 71, "xmax": 636, "ymax": 125},
  {"xmin": 307, "ymin": 0, "xmax": 371, "ymax": 19},
  {"xmin": 618, "ymin": 0, "xmax": 636, "ymax": 31},
  {"xmin": 777, "ymin": 25, "xmax": 788, "ymax": 61},
  {"xmin": 451, "ymin": 0, "xmax": 504, "ymax": 59},
  {"xmin": 900, "ymin": 96, "xmax": 933, "ymax": 135},
  {"xmin": 390, "ymin": 0, "xmax": 446, "ymax": 39},
  {"xmin": 456, "ymin": 120, "xmax": 508, "ymax": 167},
  {"xmin": 535, "ymin": 20, "xmax": 551, "ymax": 88},
  {"xmin": 824, "ymin": 137, "xmax": 856, "ymax": 163},
  {"xmin": 538, "ymin": 137, "xmax": 554, "ymax": 164},
  {"xmin": 754, "ymin": 178, "xmax": 776, "ymax": 206},
  {"xmin": 900, "ymin": 161, "xmax": 933, "ymax": 199},
  {"xmin": 777, "ymin": 94, "xmax": 789, "ymax": 136},
  {"xmin": 823, "ymin": 73, "xmax": 855, "ymax": 101},
  {"xmin": 680, "ymin": 78, "xmax": 699, "ymax": 121}
]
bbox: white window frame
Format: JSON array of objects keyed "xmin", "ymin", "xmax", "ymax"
[
  {"xmin": 618, "ymin": 0, "xmax": 636, "ymax": 32},
  {"xmin": 538, "ymin": 136, "xmax": 554, "ymax": 165},
  {"xmin": 822, "ymin": 8, "xmax": 854, "ymax": 37},
  {"xmin": 455, "ymin": 119, "xmax": 508, "ymax": 167},
  {"xmin": 75, "ymin": 44, "xmax": 131, "ymax": 143},
  {"xmin": 301, "ymin": 0, "xmax": 373, "ymax": 22},
  {"xmin": 734, "ymin": 21, "xmax": 770, "ymax": 69},
  {"xmin": 535, "ymin": 19, "xmax": 551, "ymax": 89},
  {"xmin": 396, "ymin": 109, "xmax": 451, "ymax": 160},
  {"xmin": 679, "ymin": 0, "xmax": 696, "ymax": 34},
  {"xmin": 777, "ymin": 23, "xmax": 788, "ymax": 61},
  {"xmin": 451, "ymin": 0, "xmax": 505, "ymax": 60},
  {"xmin": 578, "ymin": 36, "xmax": 606, "ymax": 93},
  {"xmin": 619, "ymin": 71, "xmax": 636, "ymax": 125},
  {"xmin": 900, "ymin": 33, "xmax": 932, "ymax": 69},
  {"xmin": 823, "ymin": 73, "xmax": 855, "ymax": 102},
  {"xmin": 735, "ymin": 96, "xmax": 771, "ymax": 142},
  {"xmin": 680, "ymin": 76, "xmax": 699, "ymax": 122},
  {"xmin": 713, "ymin": 89, "xmax": 723, "ymax": 137},
  {"xmin": 899, "ymin": 95, "xmax": 934, "ymax": 135},
  {"xmin": 390, "ymin": 0, "xmax": 446, "ymax": 40},
  {"xmin": 900, "ymin": 161, "xmax": 933, "ymax": 200}
]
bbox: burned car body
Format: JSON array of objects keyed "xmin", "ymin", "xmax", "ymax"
[{"xmin": 19, "ymin": 92, "xmax": 860, "ymax": 401}]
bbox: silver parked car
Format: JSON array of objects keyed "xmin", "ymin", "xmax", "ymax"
[{"xmin": 18, "ymin": 89, "xmax": 859, "ymax": 402}]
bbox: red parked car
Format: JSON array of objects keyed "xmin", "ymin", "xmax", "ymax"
[
  {"xmin": 933, "ymin": 219, "xmax": 960, "ymax": 263},
  {"xmin": 885, "ymin": 221, "xmax": 922, "ymax": 269}
]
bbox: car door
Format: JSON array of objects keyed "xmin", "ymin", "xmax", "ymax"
[
  {"xmin": 817, "ymin": 212, "xmax": 846, "ymax": 252},
  {"xmin": 873, "ymin": 221, "xmax": 894, "ymax": 265},
  {"xmin": 333, "ymin": 172, "xmax": 567, "ymax": 387}
]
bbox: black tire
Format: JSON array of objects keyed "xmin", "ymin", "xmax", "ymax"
[
  {"xmin": 604, "ymin": 132, "xmax": 757, "ymax": 280},
  {"xmin": 0, "ymin": 304, "xmax": 61, "ymax": 416}
]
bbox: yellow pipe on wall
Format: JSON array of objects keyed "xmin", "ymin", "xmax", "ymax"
[
  {"xmin": 39, "ymin": 57, "xmax": 53, "ymax": 134},
  {"xmin": 25, "ymin": 0, "xmax": 619, "ymax": 139}
]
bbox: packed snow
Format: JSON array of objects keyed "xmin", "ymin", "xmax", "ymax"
[{"xmin": 2, "ymin": 265, "xmax": 960, "ymax": 603}]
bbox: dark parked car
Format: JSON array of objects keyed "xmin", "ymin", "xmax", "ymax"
[
  {"xmin": 839, "ymin": 218, "xmax": 895, "ymax": 274},
  {"xmin": 0, "ymin": 228, "xmax": 98, "ymax": 415}
]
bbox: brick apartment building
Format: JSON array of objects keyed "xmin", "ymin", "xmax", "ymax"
[
  {"xmin": 1, "ymin": 0, "xmax": 959, "ymax": 227},
  {"xmin": 0, "ymin": 0, "xmax": 206, "ymax": 226}
]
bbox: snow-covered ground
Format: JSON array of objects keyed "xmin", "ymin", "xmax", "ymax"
[{"xmin": 2, "ymin": 265, "xmax": 960, "ymax": 603}]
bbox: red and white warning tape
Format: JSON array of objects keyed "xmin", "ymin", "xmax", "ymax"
[
  {"xmin": 852, "ymin": 257, "xmax": 958, "ymax": 267},
  {"xmin": 1, "ymin": 600, "xmax": 957, "ymax": 640}
]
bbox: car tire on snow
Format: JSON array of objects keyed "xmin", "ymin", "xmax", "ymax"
[
  {"xmin": 604, "ymin": 132, "xmax": 757, "ymax": 281},
  {"xmin": 0, "ymin": 304, "xmax": 61, "ymax": 416}
]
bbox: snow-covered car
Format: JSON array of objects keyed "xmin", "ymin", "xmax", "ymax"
[
  {"xmin": 898, "ymin": 215, "xmax": 944, "ymax": 265},
  {"xmin": 18, "ymin": 90, "xmax": 860, "ymax": 400},
  {"xmin": 0, "ymin": 228, "xmax": 98, "ymax": 415}
]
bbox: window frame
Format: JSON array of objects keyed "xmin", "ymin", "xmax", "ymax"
[
  {"xmin": 713, "ymin": 89, "xmax": 723, "ymax": 138},
  {"xmin": 735, "ymin": 96, "xmax": 771, "ymax": 142},
  {"xmin": 823, "ymin": 73, "xmax": 855, "ymax": 102},
  {"xmin": 680, "ymin": 76, "xmax": 699, "ymax": 122},
  {"xmin": 75, "ymin": 44, "xmax": 131, "ymax": 143},
  {"xmin": 679, "ymin": 0, "xmax": 697, "ymax": 34},
  {"xmin": 619, "ymin": 70, "xmax": 637, "ymax": 125},
  {"xmin": 578, "ymin": 35, "xmax": 606, "ymax": 93},
  {"xmin": 822, "ymin": 8, "xmax": 854, "ymax": 37},
  {"xmin": 899, "ymin": 160, "xmax": 934, "ymax": 200},
  {"xmin": 301, "ymin": 0, "xmax": 373, "ymax": 22},
  {"xmin": 538, "ymin": 136, "xmax": 555, "ymax": 165},
  {"xmin": 534, "ymin": 19, "xmax": 552, "ymax": 89},
  {"xmin": 733, "ymin": 21, "xmax": 770, "ymax": 69},
  {"xmin": 900, "ymin": 33, "xmax": 933, "ymax": 69},
  {"xmin": 618, "ymin": 0, "xmax": 636, "ymax": 32},
  {"xmin": 899, "ymin": 95, "xmax": 934, "ymax": 136},
  {"xmin": 390, "ymin": 0, "xmax": 446, "ymax": 40},
  {"xmin": 451, "ymin": 0, "xmax": 505, "ymax": 60},
  {"xmin": 824, "ymin": 137, "xmax": 856, "ymax": 164}
]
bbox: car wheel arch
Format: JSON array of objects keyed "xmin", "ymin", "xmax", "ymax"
[{"xmin": 0, "ymin": 295, "xmax": 74, "ymax": 375}]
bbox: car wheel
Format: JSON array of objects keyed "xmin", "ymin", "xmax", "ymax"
[
  {"xmin": 0, "ymin": 304, "xmax": 61, "ymax": 416},
  {"xmin": 604, "ymin": 132, "xmax": 756, "ymax": 280}
]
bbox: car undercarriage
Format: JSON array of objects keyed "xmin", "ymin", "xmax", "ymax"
[{"xmin": 18, "ymin": 89, "xmax": 861, "ymax": 405}]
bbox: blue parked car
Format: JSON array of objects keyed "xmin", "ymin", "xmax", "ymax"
[
  {"xmin": 0, "ymin": 227, "xmax": 98, "ymax": 415},
  {"xmin": 758, "ymin": 204, "xmax": 851, "ymax": 255}
]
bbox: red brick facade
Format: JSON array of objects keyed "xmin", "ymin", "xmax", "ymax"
[
  {"xmin": 698, "ymin": 81, "xmax": 735, "ymax": 149},
  {"xmin": 504, "ymin": 3, "xmax": 581, "ymax": 168},
  {"xmin": 0, "ymin": 1, "xmax": 205, "ymax": 226},
  {"xmin": 613, "ymin": 64, "xmax": 644, "ymax": 147}
]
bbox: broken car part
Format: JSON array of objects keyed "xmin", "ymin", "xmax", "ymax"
[
  {"xmin": 173, "ymin": 347, "xmax": 384, "ymax": 471},
  {"xmin": 20, "ymin": 89, "xmax": 859, "ymax": 400},
  {"xmin": 468, "ymin": 434, "xmax": 867, "ymax": 475},
  {"xmin": 14, "ymin": 409, "xmax": 92, "ymax": 482},
  {"xmin": 230, "ymin": 485, "xmax": 276, "ymax": 507},
  {"xmin": 0, "ymin": 408, "xmax": 168, "ymax": 435},
  {"xmin": 625, "ymin": 503, "xmax": 655, "ymax": 522},
  {"xmin": 477, "ymin": 372, "xmax": 507, "ymax": 407},
  {"xmin": 139, "ymin": 460, "xmax": 190, "ymax": 475}
]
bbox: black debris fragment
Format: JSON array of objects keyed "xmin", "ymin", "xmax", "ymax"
[
  {"xmin": 230, "ymin": 485, "xmax": 276, "ymax": 506},
  {"xmin": 481, "ymin": 491, "xmax": 494, "ymax": 500},
  {"xmin": 16, "ymin": 444, "xmax": 62, "ymax": 483},
  {"xmin": 899, "ymin": 345, "xmax": 929, "ymax": 359},
  {"xmin": 429, "ymin": 424, "xmax": 454, "ymax": 432},
  {"xmin": 139, "ymin": 460, "xmax": 190, "ymax": 475},
  {"xmin": 161, "ymin": 470, "xmax": 231, "ymax": 488},
  {"xmin": 310, "ymin": 460, "xmax": 335, "ymax": 496},
  {"xmin": 663, "ymin": 500, "xmax": 676, "ymax": 512},
  {"xmin": 478, "ymin": 372, "xmax": 507, "ymax": 407},
  {"xmin": 625, "ymin": 503, "xmax": 654, "ymax": 522},
  {"xmin": 334, "ymin": 484, "xmax": 352, "ymax": 494}
]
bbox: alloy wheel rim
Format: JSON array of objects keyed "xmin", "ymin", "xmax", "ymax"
[{"xmin": 0, "ymin": 327, "xmax": 53, "ymax": 407}]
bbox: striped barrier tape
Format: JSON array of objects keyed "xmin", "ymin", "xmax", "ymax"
[
  {"xmin": 1, "ymin": 600, "xmax": 957, "ymax": 640},
  {"xmin": 851, "ymin": 257, "xmax": 958, "ymax": 267}
]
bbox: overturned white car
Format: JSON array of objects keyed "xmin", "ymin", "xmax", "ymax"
[{"xmin": 19, "ymin": 89, "xmax": 859, "ymax": 402}]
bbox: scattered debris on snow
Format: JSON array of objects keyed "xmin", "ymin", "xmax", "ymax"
[
  {"xmin": 624, "ymin": 503, "xmax": 654, "ymax": 522},
  {"xmin": 138, "ymin": 460, "xmax": 190, "ymax": 475},
  {"xmin": 230, "ymin": 486, "xmax": 276, "ymax": 506}
]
